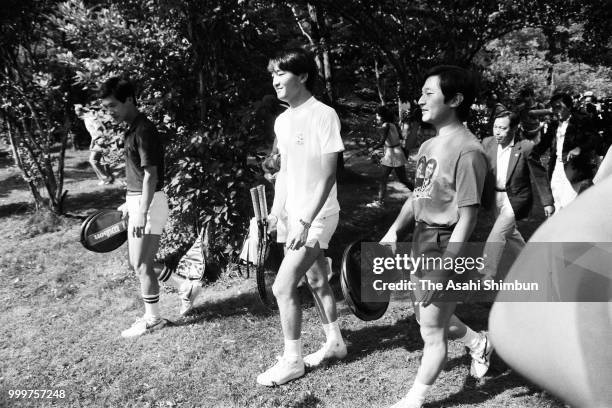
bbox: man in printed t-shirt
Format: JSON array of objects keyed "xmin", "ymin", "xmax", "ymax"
[{"xmin": 381, "ymin": 66, "xmax": 492, "ymax": 408}]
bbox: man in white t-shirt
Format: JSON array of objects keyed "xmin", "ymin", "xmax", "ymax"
[{"xmin": 256, "ymin": 49, "xmax": 347, "ymax": 386}]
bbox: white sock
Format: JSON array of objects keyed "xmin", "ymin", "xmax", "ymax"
[
  {"xmin": 283, "ymin": 338, "xmax": 302, "ymax": 361},
  {"xmin": 142, "ymin": 293, "xmax": 160, "ymax": 319},
  {"xmin": 323, "ymin": 321, "xmax": 343, "ymax": 345},
  {"xmin": 459, "ymin": 327, "xmax": 481, "ymax": 349},
  {"xmin": 407, "ymin": 379, "xmax": 431, "ymax": 402}
]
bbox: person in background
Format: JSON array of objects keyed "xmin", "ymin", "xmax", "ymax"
[
  {"xmin": 533, "ymin": 93, "xmax": 600, "ymax": 211},
  {"xmin": 366, "ymin": 106, "xmax": 413, "ymax": 208},
  {"xmin": 480, "ymin": 110, "xmax": 554, "ymax": 282},
  {"xmin": 75, "ymin": 104, "xmax": 114, "ymax": 185}
]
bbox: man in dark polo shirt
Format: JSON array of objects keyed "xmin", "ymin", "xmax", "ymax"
[{"xmin": 100, "ymin": 77, "xmax": 201, "ymax": 338}]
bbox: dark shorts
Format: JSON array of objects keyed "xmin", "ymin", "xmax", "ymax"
[{"xmin": 410, "ymin": 222, "xmax": 470, "ymax": 303}]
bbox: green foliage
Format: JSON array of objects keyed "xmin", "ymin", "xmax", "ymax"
[
  {"xmin": 482, "ymin": 27, "xmax": 612, "ymax": 105},
  {"xmin": 49, "ymin": 0, "xmax": 278, "ymax": 260},
  {"xmin": 2, "ymin": 0, "xmax": 611, "ymax": 267},
  {"xmin": 0, "ymin": 0, "xmax": 75, "ymax": 213}
]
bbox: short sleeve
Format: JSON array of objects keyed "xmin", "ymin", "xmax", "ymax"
[
  {"xmin": 137, "ymin": 124, "xmax": 163, "ymax": 167},
  {"xmin": 319, "ymin": 109, "xmax": 344, "ymax": 154},
  {"xmin": 456, "ymin": 149, "xmax": 488, "ymax": 207}
]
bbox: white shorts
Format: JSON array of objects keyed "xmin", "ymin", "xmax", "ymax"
[
  {"xmin": 126, "ymin": 191, "xmax": 169, "ymax": 235},
  {"xmin": 279, "ymin": 213, "xmax": 339, "ymax": 250}
]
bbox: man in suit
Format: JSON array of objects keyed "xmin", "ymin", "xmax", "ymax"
[
  {"xmin": 481, "ymin": 111, "xmax": 555, "ymax": 281},
  {"xmin": 534, "ymin": 93, "xmax": 600, "ymax": 211}
]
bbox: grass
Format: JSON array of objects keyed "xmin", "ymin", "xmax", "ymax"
[{"xmin": 0, "ymin": 142, "xmax": 564, "ymax": 408}]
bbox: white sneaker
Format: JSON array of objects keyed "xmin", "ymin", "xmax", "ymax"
[
  {"xmin": 388, "ymin": 396, "xmax": 424, "ymax": 408},
  {"xmin": 256, "ymin": 356, "xmax": 305, "ymax": 386},
  {"xmin": 121, "ymin": 315, "xmax": 168, "ymax": 338},
  {"xmin": 470, "ymin": 331, "xmax": 493, "ymax": 378},
  {"xmin": 303, "ymin": 341, "xmax": 347, "ymax": 368},
  {"xmin": 179, "ymin": 280, "xmax": 202, "ymax": 316}
]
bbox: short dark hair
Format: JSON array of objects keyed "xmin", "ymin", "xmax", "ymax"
[
  {"xmin": 424, "ymin": 65, "xmax": 478, "ymax": 122},
  {"xmin": 99, "ymin": 77, "xmax": 137, "ymax": 104},
  {"xmin": 267, "ymin": 48, "xmax": 318, "ymax": 92},
  {"xmin": 375, "ymin": 106, "xmax": 395, "ymax": 123},
  {"xmin": 495, "ymin": 110, "xmax": 520, "ymax": 128},
  {"xmin": 550, "ymin": 93, "xmax": 573, "ymax": 110}
]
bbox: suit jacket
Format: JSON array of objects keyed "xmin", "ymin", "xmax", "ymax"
[
  {"xmin": 534, "ymin": 115, "xmax": 600, "ymax": 184},
  {"xmin": 482, "ymin": 137, "xmax": 554, "ymax": 220}
]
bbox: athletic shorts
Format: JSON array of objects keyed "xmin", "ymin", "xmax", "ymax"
[
  {"xmin": 279, "ymin": 213, "xmax": 339, "ymax": 250},
  {"xmin": 126, "ymin": 191, "xmax": 169, "ymax": 235},
  {"xmin": 410, "ymin": 222, "xmax": 468, "ymax": 303}
]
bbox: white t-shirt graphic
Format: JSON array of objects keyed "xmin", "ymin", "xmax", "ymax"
[{"xmin": 275, "ymin": 96, "xmax": 344, "ymax": 221}]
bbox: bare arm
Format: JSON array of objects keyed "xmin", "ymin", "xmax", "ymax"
[
  {"xmin": 370, "ymin": 123, "xmax": 389, "ymax": 150},
  {"xmin": 444, "ymin": 205, "xmax": 479, "ymax": 257},
  {"xmin": 131, "ymin": 165, "xmax": 158, "ymax": 237},
  {"xmin": 270, "ymin": 153, "xmax": 287, "ymax": 219},
  {"xmin": 380, "ymin": 195, "xmax": 415, "ymax": 242},
  {"xmin": 301, "ymin": 152, "xmax": 338, "ymax": 223}
]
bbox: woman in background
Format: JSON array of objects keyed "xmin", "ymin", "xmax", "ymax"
[{"xmin": 367, "ymin": 106, "xmax": 413, "ymax": 208}]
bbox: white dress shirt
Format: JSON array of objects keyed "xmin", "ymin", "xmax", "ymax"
[{"xmin": 496, "ymin": 140, "xmax": 515, "ymax": 189}]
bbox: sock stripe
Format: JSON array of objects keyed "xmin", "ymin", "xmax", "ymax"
[
  {"xmin": 142, "ymin": 294, "xmax": 159, "ymax": 304},
  {"xmin": 158, "ymin": 266, "xmax": 171, "ymax": 282}
]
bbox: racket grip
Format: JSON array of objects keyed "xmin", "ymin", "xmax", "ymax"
[
  {"xmin": 250, "ymin": 187, "xmax": 262, "ymax": 220},
  {"xmin": 257, "ymin": 184, "xmax": 267, "ymax": 219}
]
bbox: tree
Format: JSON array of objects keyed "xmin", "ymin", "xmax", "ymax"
[
  {"xmin": 302, "ymin": 0, "xmax": 610, "ymax": 101},
  {"xmin": 0, "ymin": 0, "xmax": 73, "ymax": 213}
]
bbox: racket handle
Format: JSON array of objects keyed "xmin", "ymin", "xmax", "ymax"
[
  {"xmin": 250, "ymin": 187, "xmax": 262, "ymax": 220},
  {"xmin": 257, "ymin": 184, "xmax": 268, "ymax": 218}
]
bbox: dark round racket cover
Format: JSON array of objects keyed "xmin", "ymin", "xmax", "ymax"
[
  {"xmin": 80, "ymin": 210, "xmax": 128, "ymax": 253},
  {"xmin": 341, "ymin": 239, "xmax": 390, "ymax": 321}
]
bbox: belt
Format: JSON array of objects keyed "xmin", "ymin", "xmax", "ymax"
[
  {"xmin": 385, "ymin": 143, "xmax": 401, "ymax": 148},
  {"xmin": 495, "ymin": 187, "xmax": 507, "ymax": 192}
]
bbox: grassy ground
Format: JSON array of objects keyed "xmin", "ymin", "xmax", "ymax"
[{"xmin": 0, "ymin": 141, "xmax": 563, "ymax": 408}]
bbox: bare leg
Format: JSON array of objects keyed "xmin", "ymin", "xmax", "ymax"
[
  {"xmin": 305, "ymin": 252, "xmax": 336, "ymax": 324},
  {"xmin": 273, "ymin": 243, "xmax": 321, "ymax": 340}
]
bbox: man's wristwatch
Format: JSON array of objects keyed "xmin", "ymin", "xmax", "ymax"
[{"xmin": 299, "ymin": 219, "xmax": 311, "ymax": 229}]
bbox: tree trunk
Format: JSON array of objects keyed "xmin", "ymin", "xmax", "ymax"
[
  {"xmin": 374, "ymin": 57, "xmax": 385, "ymax": 105},
  {"xmin": 6, "ymin": 118, "xmax": 43, "ymax": 210},
  {"xmin": 309, "ymin": 4, "xmax": 334, "ymax": 105}
]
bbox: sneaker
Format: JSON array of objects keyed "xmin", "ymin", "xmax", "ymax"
[
  {"xmin": 470, "ymin": 331, "xmax": 493, "ymax": 378},
  {"xmin": 121, "ymin": 315, "xmax": 168, "ymax": 338},
  {"xmin": 256, "ymin": 356, "xmax": 305, "ymax": 386},
  {"xmin": 97, "ymin": 180, "xmax": 106, "ymax": 186},
  {"xmin": 178, "ymin": 279, "xmax": 202, "ymax": 316},
  {"xmin": 303, "ymin": 341, "xmax": 347, "ymax": 368},
  {"xmin": 365, "ymin": 200, "xmax": 383, "ymax": 208},
  {"xmin": 388, "ymin": 396, "xmax": 424, "ymax": 408}
]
